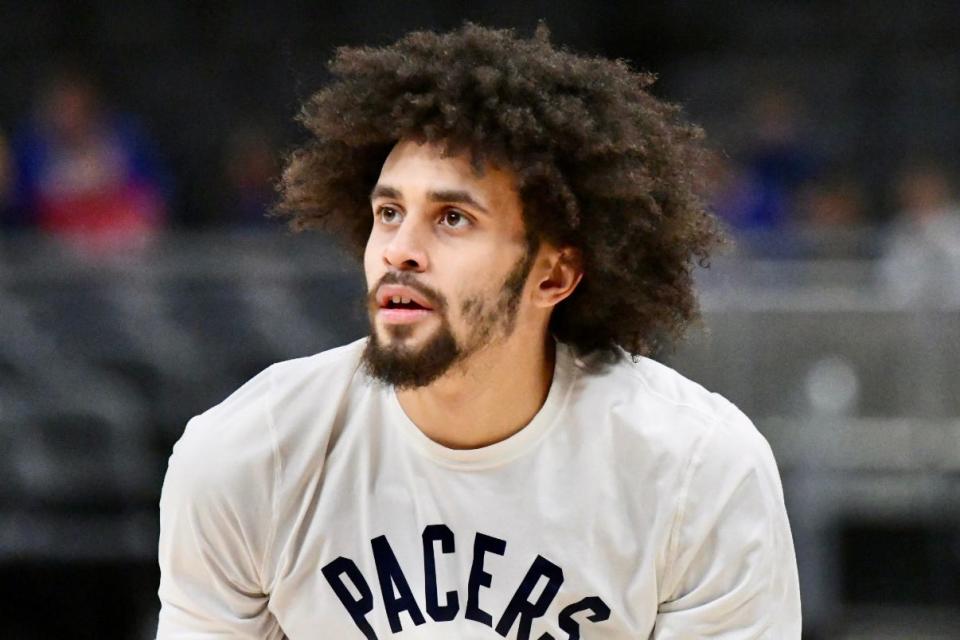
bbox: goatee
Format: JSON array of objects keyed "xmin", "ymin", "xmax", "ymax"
[
  {"xmin": 361, "ymin": 248, "xmax": 535, "ymax": 389},
  {"xmin": 361, "ymin": 322, "xmax": 462, "ymax": 390}
]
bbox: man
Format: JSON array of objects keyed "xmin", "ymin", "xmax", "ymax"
[{"xmin": 158, "ymin": 24, "xmax": 801, "ymax": 639}]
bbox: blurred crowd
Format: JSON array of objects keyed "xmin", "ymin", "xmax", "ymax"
[
  {"xmin": 704, "ymin": 88, "xmax": 960, "ymax": 260},
  {"xmin": 703, "ymin": 87, "xmax": 960, "ymax": 302},
  {"xmin": 0, "ymin": 68, "xmax": 279, "ymax": 261},
  {"xmin": 2, "ymin": 67, "xmax": 959, "ymax": 301}
]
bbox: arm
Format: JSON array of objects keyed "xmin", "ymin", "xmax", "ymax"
[
  {"xmin": 653, "ymin": 409, "xmax": 801, "ymax": 639},
  {"xmin": 157, "ymin": 373, "xmax": 285, "ymax": 638}
]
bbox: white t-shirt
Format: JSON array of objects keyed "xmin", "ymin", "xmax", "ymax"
[{"xmin": 157, "ymin": 338, "xmax": 801, "ymax": 639}]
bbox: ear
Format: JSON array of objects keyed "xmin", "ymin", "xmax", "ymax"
[{"xmin": 532, "ymin": 245, "xmax": 584, "ymax": 310}]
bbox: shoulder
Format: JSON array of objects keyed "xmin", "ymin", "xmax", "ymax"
[
  {"xmin": 575, "ymin": 350, "xmax": 752, "ymax": 433},
  {"xmin": 570, "ymin": 349, "xmax": 773, "ymax": 474},
  {"xmin": 159, "ymin": 338, "xmax": 370, "ymax": 593},
  {"xmin": 595, "ymin": 355, "xmax": 785, "ymax": 521},
  {"xmin": 266, "ymin": 337, "xmax": 367, "ymax": 407},
  {"xmin": 631, "ymin": 356, "xmax": 771, "ymax": 462},
  {"xmin": 614, "ymin": 359, "xmax": 801, "ymax": 627},
  {"xmin": 165, "ymin": 338, "xmax": 368, "ymax": 496}
]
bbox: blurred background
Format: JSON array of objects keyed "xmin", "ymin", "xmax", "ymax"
[{"xmin": 0, "ymin": 1, "xmax": 958, "ymax": 638}]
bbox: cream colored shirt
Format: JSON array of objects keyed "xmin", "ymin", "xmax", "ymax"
[{"xmin": 157, "ymin": 338, "xmax": 801, "ymax": 639}]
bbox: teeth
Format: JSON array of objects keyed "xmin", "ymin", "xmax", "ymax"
[
  {"xmin": 391, "ymin": 295, "xmax": 401, "ymax": 304},
  {"xmin": 401, "ymin": 297, "xmax": 411, "ymax": 304}
]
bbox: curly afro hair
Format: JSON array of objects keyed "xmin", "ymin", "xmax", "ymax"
[{"xmin": 275, "ymin": 22, "xmax": 724, "ymax": 360}]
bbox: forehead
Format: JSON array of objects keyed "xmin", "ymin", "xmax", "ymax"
[{"xmin": 377, "ymin": 139, "xmax": 521, "ymax": 209}]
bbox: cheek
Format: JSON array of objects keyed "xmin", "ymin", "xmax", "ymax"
[
  {"xmin": 452, "ymin": 282, "xmax": 501, "ymax": 323},
  {"xmin": 458, "ymin": 294, "xmax": 482, "ymax": 320},
  {"xmin": 363, "ymin": 237, "xmax": 382, "ymax": 286}
]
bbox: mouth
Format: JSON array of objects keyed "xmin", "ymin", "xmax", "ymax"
[{"xmin": 376, "ymin": 285, "xmax": 437, "ymax": 325}]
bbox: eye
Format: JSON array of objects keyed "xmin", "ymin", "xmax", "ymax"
[
  {"xmin": 376, "ymin": 206, "xmax": 402, "ymax": 225},
  {"xmin": 439, "ymin": 209, "xmax": 471, "ymax": 229}
]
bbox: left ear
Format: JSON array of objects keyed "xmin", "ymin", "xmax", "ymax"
[{"xmin": 532, "ymin": 244, "xmax": 584, "ymax": 309}]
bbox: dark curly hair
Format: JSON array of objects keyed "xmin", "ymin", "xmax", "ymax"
[{"xmin": 275, "ymin": 23, "xmax": 723, "ymax": 360}]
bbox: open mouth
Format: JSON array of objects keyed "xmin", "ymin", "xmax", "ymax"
[
  {"xmin": 383, "ymin": 296, "xmax": 429, "ymax": 311},
  {"xmin": 376, "ymin": 288, "xmax": 436, "ymax": 324}
]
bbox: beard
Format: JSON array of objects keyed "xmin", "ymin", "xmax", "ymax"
[{"xmin": 361, "ymin": 248, "xmax": 536, "ymax": 390}]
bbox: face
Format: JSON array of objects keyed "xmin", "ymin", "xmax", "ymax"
[{"xmin": 362, "ymin": 139, "xmax": 536, "ymax": 389}]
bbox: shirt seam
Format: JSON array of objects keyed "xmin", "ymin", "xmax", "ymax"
[
  {"xmin": 260, "ymin": 364, "xmax": 282, "ymax": 594},
  {"xmin": 661, "ymin": 416, "xmax": 713, "ymax": 600},
  {"xmin": 660, "ymin": 399, "xmax": 750, "ymax": 596},
  {"xmin": 759, "ymin": 440, "xmax": 779, "ymax": 630},
  {"xmin": 661, "ymin": 404, "xmax": 777, "ymax": 635}
]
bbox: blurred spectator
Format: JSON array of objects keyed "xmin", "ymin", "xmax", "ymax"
[
  {"xmin": 738, "ymin": 88, "xmax": 819, "ymax": 233},
  {"xmin": 796, "ymin": 173, "xmax": 876, "ymax": 259},
  {"xmin": 702, "ymin": 149, "xmax": 767, "ymax": 228},
  {"xmin": 9, "ymin": 69, "xmax": 170, "ymax": 257},
  {"xmin": 800, "ymin": 176, "xmax": 865, "ymax": 230},
  {"xmin": 707, "ymin": 89, "xmax": 821, "ymax": 258},
  {"xmin": 219, "ymin": 125, "xmax": 279, "ymax": 228},
  {"xmin": 702, "ymin": 148, "xmax": 801, "ymax": 258},
  {"xmin": 879, "ymin": 162, "xmax": 960, "ymax": 304}
]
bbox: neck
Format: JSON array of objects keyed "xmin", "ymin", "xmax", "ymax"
[{"xmin": 395, "ymin": 330, "xmax": 556, "ymax": 449}]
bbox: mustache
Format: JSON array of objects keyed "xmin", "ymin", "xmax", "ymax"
[{"xmin": 368, "ymin": 271, "xmax": 448, "ymax": 312}]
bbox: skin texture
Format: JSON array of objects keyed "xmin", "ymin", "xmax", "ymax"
[{"xmin": 362, "ymin": 139, "xmax": 582, "ymax": 449}]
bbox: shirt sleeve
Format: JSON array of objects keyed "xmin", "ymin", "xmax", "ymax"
[
  {"xmin": 157, "ymin": 370, "xmax": 286, "ymax": 639},
  {"xmin": 653, "ymin": 408, "xmax": 802, "ymax": 639}
]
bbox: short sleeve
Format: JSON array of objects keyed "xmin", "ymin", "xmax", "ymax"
[
  {"xmin": 653, "ymin": 408, "xmax": 801, "ymax": 639},
  {"xmin": 157, "ymin": 369, "xmax": 285, "ymax": 639}
]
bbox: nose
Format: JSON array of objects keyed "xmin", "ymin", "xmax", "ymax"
[{"xmin": 382, "ymin": 217, "xmax": 429, "ymax": 272}]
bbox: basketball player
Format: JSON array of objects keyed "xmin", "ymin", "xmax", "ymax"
[{"xmin": 157, "ymin": 24, "xmax": 801, "ymax": 639}]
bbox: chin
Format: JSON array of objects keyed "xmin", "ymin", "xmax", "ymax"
[
  {"xmin": 376, "ymin": 322, "xmax": 419, "ymax": 345},
  {"xmin": 362, "ymin": 323, "xmax": 462, "ymax": 390}
]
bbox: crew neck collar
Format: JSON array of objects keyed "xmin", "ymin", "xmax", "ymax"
[{"xmin": 386, "ymin": 341, "xmax": 579, "ymax": 470}]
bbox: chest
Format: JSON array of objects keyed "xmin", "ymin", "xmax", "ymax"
[{"xmin": 268, "ymin": 438, "xmax": 669, "ymax": 639}]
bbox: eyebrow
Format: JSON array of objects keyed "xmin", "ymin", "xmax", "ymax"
[
  {"xmin": 429, "ymin": 189, "xmax": 489, "ymax": 215},
  {"xmin": 370, "ymin": 184, "xmax": 489, "ymax": 215},
  {"xmin": 370, "ymin": 184, "xmax": 401, "ymax": 201}
]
